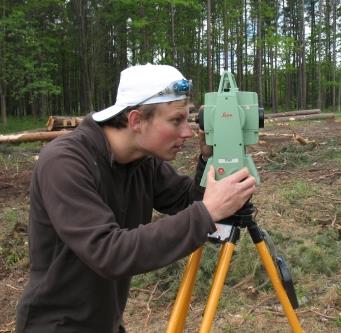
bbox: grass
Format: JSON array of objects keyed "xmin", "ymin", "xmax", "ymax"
[
  {"xmin": 0, "ymin": 142, "xmax": 42, "ymax": 173},
  {"xmin": 263, "ymin": 136, "xmax": 341, "ymax": 172},
  {"xmin": 0, "ymin": 206, "xmax": 29, "ymax": 271},
  {"xmin": 0, "ymin": 115, "xmax": 47, "ymax": 135}
]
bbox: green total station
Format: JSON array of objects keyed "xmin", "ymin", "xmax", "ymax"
[{"xmin": 199, "ymin": 71, "xmax": 264, "ymax": 186}]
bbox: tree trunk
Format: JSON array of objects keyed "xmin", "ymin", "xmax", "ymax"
[
  {"xmin": 299, "ymin": 0, "xmax": 306, "ymax": 110},
  {"xmin": 236, "ymin": 10, "xmax": 243, "ymax": 88},
  {"xmin": 271, "ymin": 0, "xmax": 279, "ymax": 113},
  {"xmin": 317, "ymin": 0, "xmax": 323, "ymax": 110},
  {"xmin": 338, "ymin": 72, "xmax": 341, "ymax": 112},
  {"xmin": 332, "ymin": 0, "xmax": 336, "ymax": 111},
  {"xmin": 196, "ymin": 14, "xmax": 202, "ymax": 100},
  {"xmin": 73, "ymin": 0, "xmax": 93, "ymax": 114},
  {"xmin": 223, "ymin": 0, "xmax": 228, "ymax": 70},
  {"xmin": 0, "ymin": 1, "xmax": 7, "ymax": 126},
  {"xmin": 243, "ymin": 0, "xmax": 248, "ymax": 90},
  {"xmin": 0, "ymin": 82, "xmax": 7, "ymax": 126},
  {"xmin": 207, "ymin": 0, "xmax": 213, "ymax": 92},
  {"xmin": 171, "ymin": 4, "xmax": 177, "ymax": 63},
  {"xmin": 30, "ymin": 91, "xmax": 39, "ymax": 118},
  {"xmin": 309, "ymin": 0, "xmax": 316, "ymax": 109},
  {"xmin": 270, "ymin": 49, "xmax": 277, "ymax": 113},
  {"xmin": 256, "ymin": 0, "xmax": 263, "ymax": 107}
]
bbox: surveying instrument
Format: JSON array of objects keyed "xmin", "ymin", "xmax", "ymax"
[{"xmin": 166, "ymin": 72, "xmax": 304, "ymax": 332}]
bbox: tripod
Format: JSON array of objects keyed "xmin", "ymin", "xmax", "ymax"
[{"xmin": 166, "ymin": 202, "xmax": 304, "ymax": 333}]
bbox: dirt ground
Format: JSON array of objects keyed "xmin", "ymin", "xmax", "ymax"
[{"xmin": 0, "ymin": 117, "xmax": 340, "ymax": 332}]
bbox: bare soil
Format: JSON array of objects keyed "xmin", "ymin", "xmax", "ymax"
[{"xmin": 0, "ymin": 118, "xmax": 340, "ymax": 333}]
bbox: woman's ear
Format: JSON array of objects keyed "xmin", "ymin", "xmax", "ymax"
[{"xmin": 127, "ymin": 109, "xmax": 142, "ymax": 131}]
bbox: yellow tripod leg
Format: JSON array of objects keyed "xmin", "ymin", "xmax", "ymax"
[
  {"xmin": 166, "ymin": 246, "xmax": 204, "ymax": 333},
  {"xmin": 256, "ymin": 241, "xmax": 304, "ymax": 333},
  {"xmin": 199, "ymin": 242, "xmax": 235, "ymax": 333}
]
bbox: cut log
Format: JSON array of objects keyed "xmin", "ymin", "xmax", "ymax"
[
  {"xmin": 46, "ymin": 116, "xmax": 84, "ymax": 131},
  {"xmin": 265, "ymin": 113, "xmax": 335, "ymax": 123},
  {"xmin": 0, "ymin": 130, "xmax": 72, "ymax": 144},
  {"xmin": 265, "ymin": 109, "xmax": 320, "ymax": 119}
]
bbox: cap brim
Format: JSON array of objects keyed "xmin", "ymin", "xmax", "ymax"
[
  {"xmin": 93, "ymin": 95, "xmax": 187, "ymax": 123},
  {"xmin": 92, "ymin": 105, "xmax": 126, "ymax": 122}
]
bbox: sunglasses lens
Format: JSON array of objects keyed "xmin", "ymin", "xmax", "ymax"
[{"xmin": 173, "ymin": 79, "xmax": 192, "ymax": 95}]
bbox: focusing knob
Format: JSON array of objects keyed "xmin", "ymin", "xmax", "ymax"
[
  {"xmin": 259, "ymin": 107, "xmax": 265, "ymax": 128},
  {"xmin": 197, "ymin": 106, "xmax": 204, "ymax": 130}
]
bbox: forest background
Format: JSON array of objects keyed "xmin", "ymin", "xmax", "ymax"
[{"xmin": 1, "ymin": 0, "xmax": 341, "ymax": 126}]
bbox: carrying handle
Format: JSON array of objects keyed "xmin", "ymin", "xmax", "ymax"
[{"xmin": 218, "ymin": 71, "xmax": 239, "ymax": 93}]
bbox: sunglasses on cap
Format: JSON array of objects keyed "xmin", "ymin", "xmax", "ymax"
[
  {"xmin": 160, "ymin": 79, "xmax": 192, "ymax": 96},
  {"xmin": 137, "ymin": 79, "xmax": 192, "ymax": 106}
]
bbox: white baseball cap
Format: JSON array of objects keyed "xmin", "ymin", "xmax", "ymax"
[{"xmin": 92, "ymin": 64, "xmax": 191, "ymax": 122}]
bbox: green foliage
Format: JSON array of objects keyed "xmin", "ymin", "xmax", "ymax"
[
  {"xmin": 0, "ymin": 207, "xmax": 29, "ymax": 270},
  {"xmin": 280, "ymin": 180, "xmax": 318, "ymax": 204},
  {"xmin": 131, "ymin": 256, "xmax": 187, "ymax": 302},
  {"xmin": 1, "ymin": 0, "xmax": 65, "ymax": 118},
  {"xmin": 287, "ymin": 229, "xmax": 341, "ymax": 276},
  {"xmin": 1, "ymin": 208, "xmax": 18, "ymax": 235},
  {"xmin": 264, "ymin": 136, "xmax": 341, "ymax": 172},
  {"xmin": 0, "ymin": 130, "xmax": 42, "ymax": 175},
  {"xmin": 265, "ymin": 144, "xmax": 312, "ymax": 171}
]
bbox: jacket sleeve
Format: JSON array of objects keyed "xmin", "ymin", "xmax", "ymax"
[
  {"xmin": 152, "ymin": 156, "xmax": 207, "ymax": 215},
  {"xmin": 38, "ymin": 151, "xmax": 215, "ymax": 279}
]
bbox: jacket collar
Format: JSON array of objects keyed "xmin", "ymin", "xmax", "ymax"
[
  {"xmin": 77, "ymin": 114, "xmax": 112, "ymax": 163},
  {"xmin": 77, "ymin": 114, "xmax": 149, "ymax": 169}
]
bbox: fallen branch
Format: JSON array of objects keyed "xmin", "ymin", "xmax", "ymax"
[
  {"xmin": 331, "ymin": 214, "xmax": 337, "ymax": 228},
  {"xmin": 260, "ymin": 132, "xmax": 293, "ymax": 138},
  {"xmin": 306, "ymin": 308, "xmax": 337, "ymax": 320},
  {"xmin": 257, "ymin": 306, "xmax": 338, "ymax": 321},
  {"xmin": 144, "ymin": 281, "xmax": 160, "ymax": 328},
  {"xmin": 5, "ymin": 283, "xmax": 22, "ymax": 291}
]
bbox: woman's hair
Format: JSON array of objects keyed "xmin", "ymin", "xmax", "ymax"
[{"xmin": 100, "ymin": 99, "xmax": 188, "ymax": 129}]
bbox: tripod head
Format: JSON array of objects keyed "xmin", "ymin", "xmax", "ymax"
[
  {"xmin": 208, "ymin": 200, "xmax": 257, "ymax": 244},
  {"xmin": 198, "ymin": 71, "xmax": 264, "ymax": 186}
]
